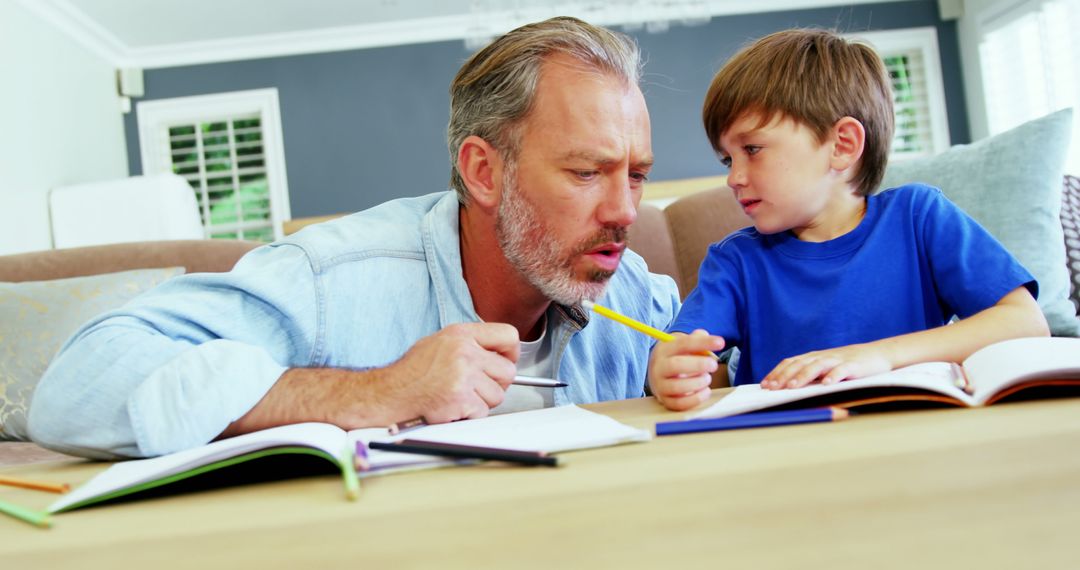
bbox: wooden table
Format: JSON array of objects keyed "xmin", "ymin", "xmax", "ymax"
[{"xmin": 3, "ymin": 394, "xmax": 1080, "ymax": 568}]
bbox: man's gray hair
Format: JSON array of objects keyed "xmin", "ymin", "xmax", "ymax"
[{"xmin": 447, "ymin": 16, "xmax": 642, "ymax": 205}]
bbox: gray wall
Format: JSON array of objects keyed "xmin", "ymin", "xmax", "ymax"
[{"xmin": 124, "ymin": 0, "xmax": 964, "ymax": 218}]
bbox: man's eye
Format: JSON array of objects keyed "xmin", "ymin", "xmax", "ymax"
[
  {"xmin": 630, "ymin": 172, "xmax": 649, "ymax": 183},
  {"xmin": 575, "ymin": 170, "xmax": 598, "ymax": 180}
]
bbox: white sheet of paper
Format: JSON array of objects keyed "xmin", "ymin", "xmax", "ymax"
[{"xmin": 360, "ymin": 404, "xmax": 651, "ymax": 452}]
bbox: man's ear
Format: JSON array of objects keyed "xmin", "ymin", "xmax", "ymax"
[
  {"xmin": 830, "ymin": 116, "xmax": 866, "ymax": 172},
  {"xmin": 457, "ymin": 135, "xmax": 503, "ymax": 210}
]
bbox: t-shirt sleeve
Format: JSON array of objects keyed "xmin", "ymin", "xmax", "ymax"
[
  {"xmin": 669, "ymin": 240, "xmax": 744, "ymax": 345},
  {"xmin": 919, "ymin": 188, "xmax": 1037, "ymax": 318}
]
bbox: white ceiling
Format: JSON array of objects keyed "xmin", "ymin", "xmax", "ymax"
[{"xmin": 24, "ymin": 0, "xmax": 917, "ymax": 69}]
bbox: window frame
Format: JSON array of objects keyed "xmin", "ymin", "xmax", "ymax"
[
  {"xmin": 846, "ymin": 26, "xmax": 952, "ymax": 160},
  {"xmin": 136, "ymin": 88, "xmax": 291, "ymax": 241}
]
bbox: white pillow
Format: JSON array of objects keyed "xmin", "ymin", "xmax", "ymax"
[{"xmin": 879, "ymin": 108, "xmax": 1079, "ymax": 336}]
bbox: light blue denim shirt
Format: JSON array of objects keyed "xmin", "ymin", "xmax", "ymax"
[{"xmin": 29, "ymin": 191, "xmax": 680, "ymax": 459}]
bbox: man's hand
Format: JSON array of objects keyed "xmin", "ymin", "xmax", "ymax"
[
  {"xmin": 218, "ymin": 322, "xmax": 520, "ymax": 439},
  {"xmin": 379, "ymin": 322, "xmax": 519, "ymax": 423},
  {"xmin": 648, "ymin": 330, "xmax": 725, "ymax": 411},
  {"xmin": 760, "ymin": 343, "xmax": 891, "ymax": 390}
]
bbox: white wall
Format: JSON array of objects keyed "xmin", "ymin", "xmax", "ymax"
[{"xmin": 0, "ymin": 2, "xmax": 128, "ymax": 255}]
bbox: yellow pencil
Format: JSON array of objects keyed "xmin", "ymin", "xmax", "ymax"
[{"xmin": 581, "ymin": 300, "xmax": 720, "ymax": 361}]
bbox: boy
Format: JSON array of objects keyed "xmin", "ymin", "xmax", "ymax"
[{"xmin": 648, "ymin": 28, "xmax": 1049, "ymax": 411}]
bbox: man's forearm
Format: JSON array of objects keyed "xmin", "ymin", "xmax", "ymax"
[{"xmin": 217, "ymin": 367, "xmax": 401, "ymax": 439}]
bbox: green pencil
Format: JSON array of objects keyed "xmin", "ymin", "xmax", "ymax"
[{"xmin": 0, "ymin": 497, "xmax": 51, "ymax": 528}]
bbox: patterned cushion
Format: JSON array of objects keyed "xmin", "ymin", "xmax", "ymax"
[
  {"xmin": 0, "ymin": 267, "xmax": 184, "ymax": 441},
  {"xmin": 1063, "ymin": 175, "xmax": 1080, "ymax": 313}
]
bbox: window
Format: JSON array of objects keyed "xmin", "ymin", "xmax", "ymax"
[
  {"xmin": 976, "ymin": 0, "xmax": 1080, "ymax": 173},
  {"xmin": 136, "ymin": 89, "xmax": 291, "ymax": 242},
  {"xmin": 848, "ymin": 27, "xmax": 952, "ymax": 160}
]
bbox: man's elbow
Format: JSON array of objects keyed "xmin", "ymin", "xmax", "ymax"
[{"xmin": 28, "ymin": 370, "xmax": 133, "ymax": 461}]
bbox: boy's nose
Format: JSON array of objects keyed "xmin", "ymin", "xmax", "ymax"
[{"xmin": 726, "ymin": 162, "xmax": 747, "ymax": 190}]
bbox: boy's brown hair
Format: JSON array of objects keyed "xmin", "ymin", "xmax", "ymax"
[{"xmin": 702, "ymin": 28, "xmax": 894, "ymax": 196}]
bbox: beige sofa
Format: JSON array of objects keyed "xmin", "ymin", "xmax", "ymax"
[{"xmin": 3, "ymin": 175, "xmax": 1078, "ymax": 466}]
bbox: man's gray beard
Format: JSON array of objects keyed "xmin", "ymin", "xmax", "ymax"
[{"xmin": 495, "ymin": 169, "xmax": 621, "ymax": 306}]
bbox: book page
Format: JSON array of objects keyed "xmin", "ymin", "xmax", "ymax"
[
  {"xmin": 353, "ymin": 405, "xmax": 651, "ymax": 453},
  {"xmin": 50, "ymin": 423, "xmax": 347, "ymax": 513},
  {"xmin": 688, "ymin": 362, "xmax": 975, "ymax": 420},
  {"xmin": 963, "ymin": 337, "xmax": 1080, "ymax": 405}
]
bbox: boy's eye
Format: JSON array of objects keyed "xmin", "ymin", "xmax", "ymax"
[
  {"xmin": 745, "ymin": 145, "xmax": 762, "ymax": 156},
  {"xmin": 719, "ymin": 155, "xmax": 732, "ymax": 168}
]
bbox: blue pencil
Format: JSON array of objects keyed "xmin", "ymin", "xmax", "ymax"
[{"xmin": 656, "ymin": 407, "xmax": 849, "ymax": 436}]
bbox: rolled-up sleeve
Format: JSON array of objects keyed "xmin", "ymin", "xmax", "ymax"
[{"xmin": 28, "ymin": 243, "xmax": 318, "ymax": 459}]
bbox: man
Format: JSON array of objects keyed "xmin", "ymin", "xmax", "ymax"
[{"xmin": 29, "ymin": 17, "xmax": 681, "ymax": 459}]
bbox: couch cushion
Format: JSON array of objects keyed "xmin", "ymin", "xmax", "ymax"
[
  {"xmin": 879, "ymin": 108, "xmax": 1079, "ymax": 336},
  {"xmin": 0, "ymin": 266, "xmax": 184, "ymax": 441},
  {"xmin": 629, "ymin": 203, "xmax": 681, "ymax": 293},
  {"xmin": 664, "ymin": 188, "xmax": 752, "ymax": 297}
]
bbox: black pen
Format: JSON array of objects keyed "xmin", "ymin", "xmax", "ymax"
[{"xmin": 368, "ymin": 439, "xmax": 558, "ymax": 467}]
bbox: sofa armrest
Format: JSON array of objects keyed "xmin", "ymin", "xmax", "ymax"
[{"xmin": 0, "ymin": 240, "xmax": 262, "ymax": 282}]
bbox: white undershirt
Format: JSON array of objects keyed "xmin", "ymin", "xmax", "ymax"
[{"xmin": 489, "ymin": 314, "xmax": 555, "ymax": 415}]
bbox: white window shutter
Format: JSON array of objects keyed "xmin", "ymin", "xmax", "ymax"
[
  {"xmin": 848, "ymin": 27, "xmax": 952, "ymax": 160},
  {"xmin": 137, "ymin": 89, "xmax": 291, "ymax": 242}
]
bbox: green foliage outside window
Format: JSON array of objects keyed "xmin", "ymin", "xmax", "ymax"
[{"xmin": 167, "ymin": 117, "xmax": 274, "ymax": 242}]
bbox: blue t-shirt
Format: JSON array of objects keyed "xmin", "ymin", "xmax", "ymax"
[{"xmin": 670, "ymin": 184, "xmax": 1037, "ymax": 386}]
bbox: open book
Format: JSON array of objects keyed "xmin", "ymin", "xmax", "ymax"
[
  {"xmin": 50, "ymin": 404, "xmax": 651, "ymax": 513},
  {"xmin": 690, "ymin": 337, "xmax": 1080, "ymax": 420}
]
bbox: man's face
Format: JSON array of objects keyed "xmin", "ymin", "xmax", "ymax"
[{"xmin": 494, "ymin": 55, "xmax": 653, "ymax": 306}]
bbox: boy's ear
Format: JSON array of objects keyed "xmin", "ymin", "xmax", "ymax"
[
  {"xmin": 457, "ymin": 135, "xmax": 503, "ymax": 210},
  {"xmin": 830, "ymin": 116, "xmax": 866, "ymax": 172}
]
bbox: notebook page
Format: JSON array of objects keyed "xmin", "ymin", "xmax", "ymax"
[
  {"xmin": 963, "ymin": 337, "xmax": 1080, "ymax": 405},
  {"xmin": 687, "ymin": 361, "xmax": 973, "ymax": 420},
  {"xmin": 356, "ymin": 405, "xmax": 650, "ymax": 453},
  {"xmin": 49, "ymin": 423, "xmax": 346, "ymax": 513}
]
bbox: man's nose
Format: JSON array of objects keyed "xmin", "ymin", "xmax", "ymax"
[{"xmin": 599, "ymin": 177, "xmax": 638, "ymax": 228}]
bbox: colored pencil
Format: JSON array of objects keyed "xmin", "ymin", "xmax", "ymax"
[
  {"xmin": 656, "ymin": 407, "xmax": 849, "ymax": 436},
  {"xmin": 582, "ymin": 300, "xmax": 720, "ymax": 361},
  {"xmin": 0, "ymin": 475, "xmax": 69, "ymax": 494},
  {"xmin": 368, "ymin": 439, "xmax": 558, "ymax": 467},
  {"xmin": 0, "ymin": 498, "xmax": 51, "ymax": 528}
]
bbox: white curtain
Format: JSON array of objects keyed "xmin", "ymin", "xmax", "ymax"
[{"xmin": 979, "ymin": 0, "xmax": 1080, "ymax": 173}]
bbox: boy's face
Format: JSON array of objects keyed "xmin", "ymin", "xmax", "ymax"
[{"xmin": 717, "ymin": 112, "xmax": 860, "ymax": 242}]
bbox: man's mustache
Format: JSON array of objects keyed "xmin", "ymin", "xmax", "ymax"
[{"xmin": 573, "ymin": 226, "xmax": 629, "ymax": 256}]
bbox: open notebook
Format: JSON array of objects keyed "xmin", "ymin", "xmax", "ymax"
[
  {"xmin": 689, "ymin": 337, "xmax": 1080, "ymax": 420},
  {"xmin": 50, "ymin": 405, "xmax": 651, "ymax": 513}
]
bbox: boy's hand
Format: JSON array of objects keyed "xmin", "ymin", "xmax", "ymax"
[
  {"xmin": 761, "ymin": 343, "xmax": 891, "ymax": 390},
  {"xmin": 648, "ymin": 330, "xmax": 725, "ymax": 411}
]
